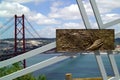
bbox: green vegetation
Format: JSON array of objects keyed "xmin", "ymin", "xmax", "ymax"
[{"xmin": 0, "ymin": 62, "xmax": 46, "ymax": 80}]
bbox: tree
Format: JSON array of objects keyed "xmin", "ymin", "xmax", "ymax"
[{"xmin": 0, "ymin": 62, "xmax": 46, "ymax": 80}]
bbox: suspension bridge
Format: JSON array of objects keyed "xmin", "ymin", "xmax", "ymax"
[
  {"xmin": 0, "ymin": 14, "xmax": 44, "ymax": 67},
  {"xmin": 0, "ymin": 0, "xmax": 120, "ymax": 80}
]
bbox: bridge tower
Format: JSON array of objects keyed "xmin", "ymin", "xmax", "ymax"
[{"xmin": 14, "ymin": 14, "xmax": 26, "ymax": 68}]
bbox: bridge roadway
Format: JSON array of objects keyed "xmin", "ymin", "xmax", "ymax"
[
  {"xmin": 0, "ymin": 42, "xmax": 63, "ymax": 80},
  {"xmin": 0, "ymin": 52, "xmax": 24, "ymax": 61},
  {"xmin": 0, "ymin": 47, "xmax": 56, "ymax": 61}
]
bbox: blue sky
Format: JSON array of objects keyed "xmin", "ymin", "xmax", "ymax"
[{"xmin": 0, "ymin": 0, "xmax": 120, "ymax": 38}]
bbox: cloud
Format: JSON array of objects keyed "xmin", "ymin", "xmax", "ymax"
[
  {"xmin": 0, "ymin": 1, "xmax": 30, "ymax": 17},
  {"xmin": 101, "ymin": 13, "xmax": 120, "ymax": 23},
  {"xmin": 28, "ymin": 13, "xmax": 61, "ymax": 25},
  {"xmin": 94, "ymin": 0, "xmax": 120, "ymax": 23},
  {"xmin": 81, "ymin": 0, "xmax": 120, "ymax": 26},
  {"xmin": 38, "ymin": 27, "xmax": 56, "ymax": 38},
  {"xmin": 3, "ymin": 0, "xmax": 32, "ymax": 3},
  {"xmin": 49, "ymin": 3, "xmax": 81, "ymax": 20},
  {"xmin": 52, "ymin": 1, "xmax": 63, "ymax": 7},
  {"xmin": 3, "ymin": 0, "xmax": 45, "ymax": 3},
  {"xmin": 29, "ymin": 0, "xmax": 120, "ymax": 38},
  {"xmin": 37, "ymin": 18, "xmax": 61, "ymax": 25},
  {"xmin": 62, "ymin": 22, "xmax": 84, "ymax": 29},
  {"xmin": 83, "ymin": 1, "xmax": 94, "ymax": 16},
  {"xmin": 0, "ymin": 1, "xmax": 60, "ymax": 25},
  {"xmin": 96, "ymin": 0, "xmax": 120, "ymax": 14},
  {"xmin": 38, "ymin": 22, "xmax": 85, "ymax": 38},
  {"xmin": 48, "ymin": 0, "xmax": 120, "ymax": 21},
  {"xmin": 1, "ymin": 0, "xmax": 120, "ymax": 38}
]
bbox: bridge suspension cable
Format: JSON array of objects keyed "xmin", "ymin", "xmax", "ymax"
[
  {"xmin": 0, "ymin": 17, "xmax": 14, "ymax": 30},
  {"xmin": 25, "ymin": 26, "xmax": 36, "ymax": 38},
  {"xmin": 25, "ymin": 17, "xmax": 41, "ymax": 38},
  {"xmin": 0, "ymin": 23, "xmax": 14, "ymax": 36}
]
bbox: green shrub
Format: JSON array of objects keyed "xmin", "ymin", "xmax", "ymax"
[{"xmin": 0, "ymin": 62, "xmax": 46, "ymax": 80}]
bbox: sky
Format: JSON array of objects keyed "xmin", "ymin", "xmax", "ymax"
[{"xmin": 0, "ymin": 0, "xmax": 120, "ymax": 38}]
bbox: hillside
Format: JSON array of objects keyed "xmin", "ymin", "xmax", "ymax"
[{"xmin": 115, "ymin": 38, "xmax": 120, "ymax": 45}]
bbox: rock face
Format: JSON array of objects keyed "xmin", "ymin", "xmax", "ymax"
[
  {"xmin": 56, "ymin": 29, "xmax": 114, "ymax": 52},
  {"xmin": 85, "ymin": 39, "xmax": 104, "ymax": 51}
]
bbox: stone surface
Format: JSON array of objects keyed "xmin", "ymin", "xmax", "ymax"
[{"xmin": 56, "ymin": 29, "xmax": 114, "ymax": 52}]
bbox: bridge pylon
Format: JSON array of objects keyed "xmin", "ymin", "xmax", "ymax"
[{"xmin": 14, "ymin": 14, "xmax": 26, "ymax": 68}]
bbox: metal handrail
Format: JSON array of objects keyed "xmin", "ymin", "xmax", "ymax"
[{"xmin": 0, "ymin": 42, "xmax": 56, "ymax": 68}]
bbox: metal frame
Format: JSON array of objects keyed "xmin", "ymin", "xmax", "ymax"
[
  {"xmin": 0, "ymin": 42, "xmax": 56, "ymax": 68},
  {"xmin": 89, "ymin": 0, "xmax": 120, "ymax": 29},
  {"xmin": 77, "ymin": 0, "xmax": 107, "ymax": 80},
  {"xmin": 94, "ymin": 51, "xmax": 108, "ymax": 80},
  {"xmin": 0, "ymin": 0, "xmax": 120, "ymax": 80},
  {"xmin": 14, "ymin": 15, "xmax": 25, "ymax": 54},
  {"xmin": 14, "ymin": 15, "xmax": 26, "ymax": 68},
  {"xmin": 0, "ymin": 42, "xmax": 70, "ymax": 80},
  {"xmin": 77, "ymin": 0, "xmax": 120, "ymax": 80},
  {"xmin": 108, "ymin": 51, "xmax": 120, "ymax": 79},
  {"xmin": 76, "ymin": 0, "xmax": 91, "ymax": 29},
  {"xmin": 0, "ymin": 56, "xmax": 69, "ymax": 80},
  {"xmin": 90, "ymin": 0, "xmax": 120, "ymax": 80}
]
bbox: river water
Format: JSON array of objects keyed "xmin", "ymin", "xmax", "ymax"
[{"xmin": 26, "ymin": 53, "xmax": 120, "ymax": 80}]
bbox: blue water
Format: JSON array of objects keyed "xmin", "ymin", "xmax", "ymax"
[{"xmin": 26, "ymin": 54, "xmax": 120, "ymax": 80}]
